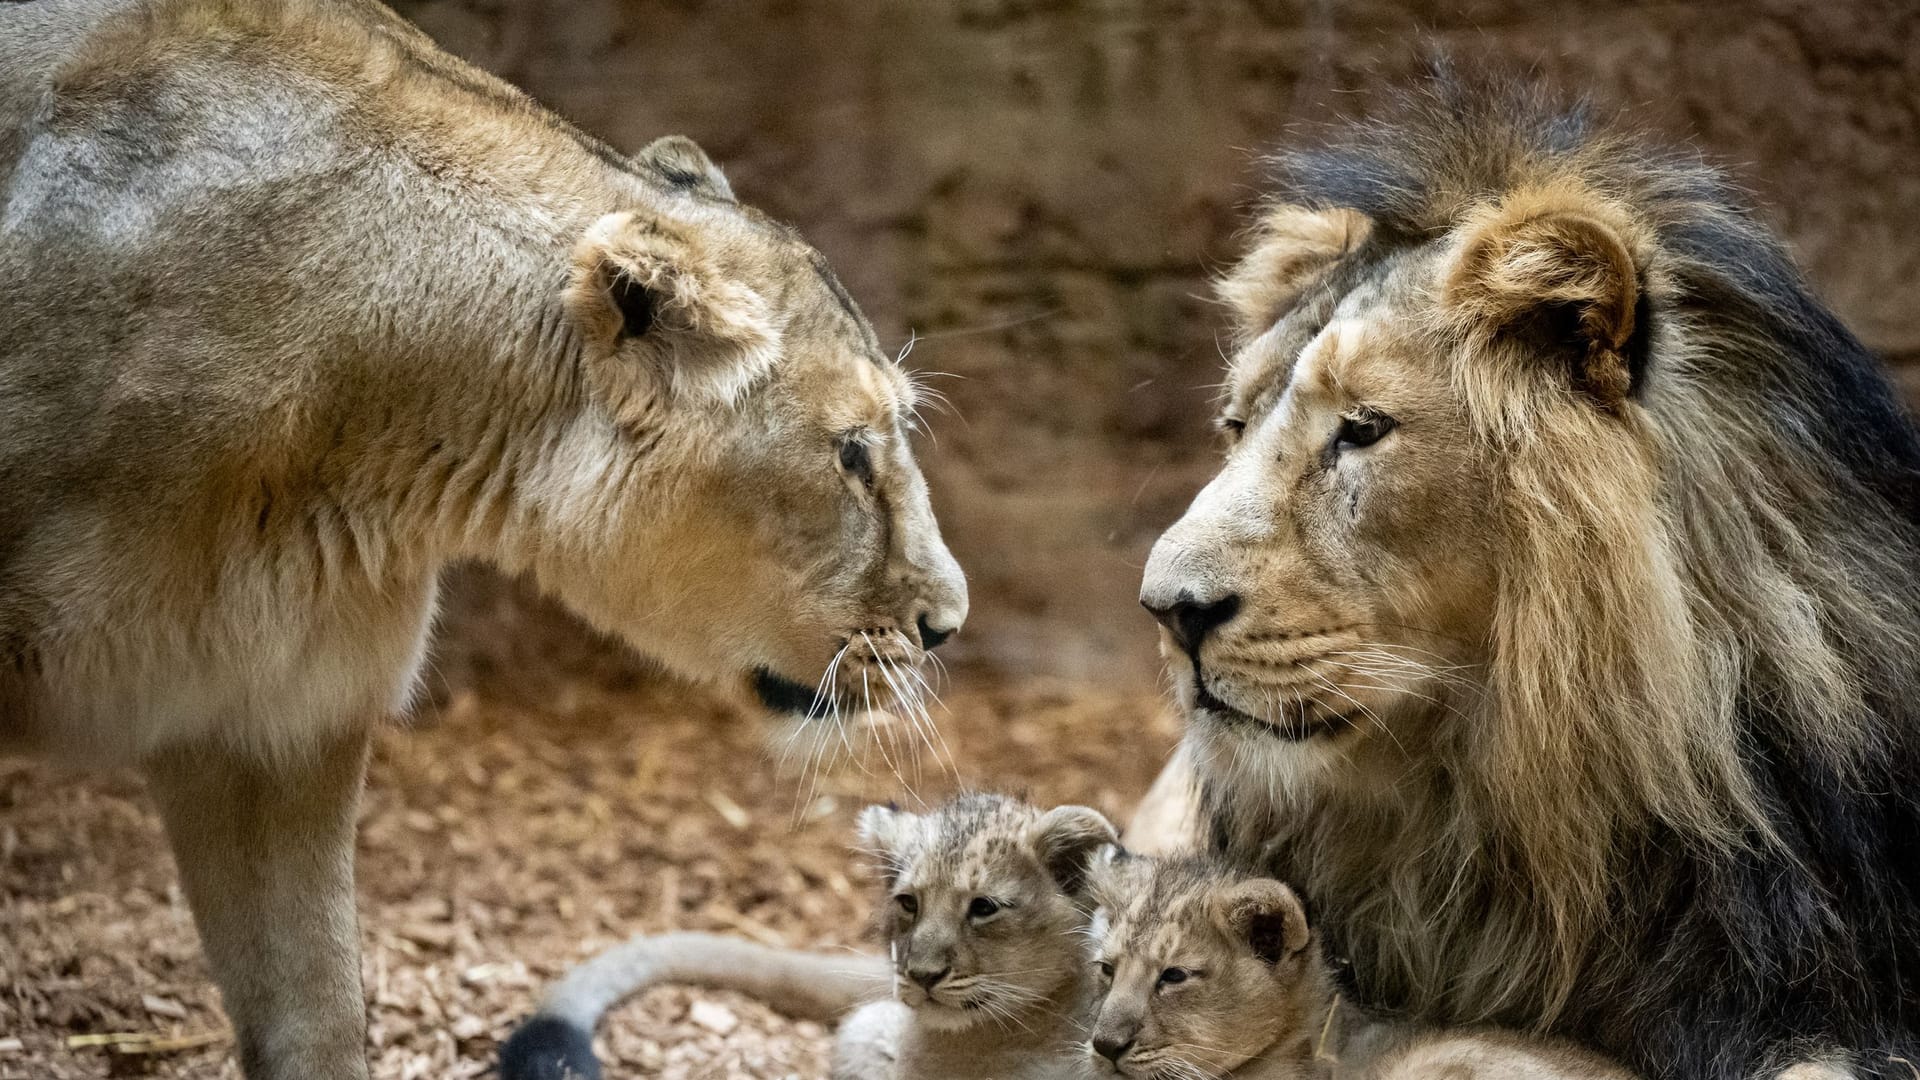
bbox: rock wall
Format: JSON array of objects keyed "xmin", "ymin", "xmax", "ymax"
[{"xmin": 395, "ymin": 0, "xmax": 1920, "ymax": 686}]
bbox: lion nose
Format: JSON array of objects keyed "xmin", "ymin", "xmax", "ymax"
[
  {"xmin": 1142, "ymin": 592, "xmax": 1240, "ymax": 655},
  {"xmin": 908, "ymin": 966, "xmax": 949, "ymax": 991},
  {"xmin": 1093, "ymin": 1034, "xmax": 1134, "ymax": 1065},
  {"xmin": 916, "ymin": 612, "xmax": 956, "ymax": 652}
]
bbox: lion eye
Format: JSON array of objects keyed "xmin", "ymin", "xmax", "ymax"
[
  {"xmin": 895, "ymin": 893, "xmax": 919, "ymax": 916},
  {"xmin": 967, "ymin": 897, "xmax": 1000, "ymax": 919},
  {"xmin": 1157, "ymin": 967, "xmax": 1192, "ymax": 987},
  {"xmin": 838, "ymin": 437, "xmax": 875, "ymax": 487},
  {"xmin": 1333, "ymin": 411, "xmax": 1397, "ymax": 451}
]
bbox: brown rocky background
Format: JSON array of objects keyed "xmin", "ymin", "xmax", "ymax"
[
  {"xmin": 6, "ymin": 3, "xmax": 1919, "ymax": 1078},
  {"xmin": 397, "ymin": 0, "xmax": 1920, "ymax": 685}
]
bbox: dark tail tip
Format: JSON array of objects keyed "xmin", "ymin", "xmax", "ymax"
[{"xmin": 499, "ymin": 1015, "xmax": 600, "ymax": 1080}]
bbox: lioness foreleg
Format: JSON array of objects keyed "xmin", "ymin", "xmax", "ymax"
[{"xmin": 145, "ymin": 726, "xmax": 373, "ymax": 1080}]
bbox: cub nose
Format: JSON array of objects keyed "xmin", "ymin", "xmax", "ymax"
[
  {"xmin": 1092, "ymin": 1034, "xmax": 1134, "ymax": 1065},
  {"xmin": 916, "ymin": 612, "xmax": 956, "ymax": 652},
  {"xmin": 1142, "ymin": 592, "xmax": 1241, "ymax": 655},
  {"xmin": 909, "ymin": 966, "xmax": 950, "ymax": 991}
]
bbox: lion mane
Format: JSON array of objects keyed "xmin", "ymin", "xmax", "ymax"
[{"xmin": 1202, "ymin": 72, "xmax": 1920, "ymax": 1080}]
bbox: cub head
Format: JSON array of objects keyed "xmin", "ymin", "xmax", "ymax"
[
  {"xmin": 857, "ymin": 795, "xmax": 1116, "ymax": 1032},
  {"xmin": 548, "ymin": 136, "xmax": 966, "ymax": 739},
  {"xmin": 1086, "ymin": 854, "xmax": 1322, "ymax": 1078}
]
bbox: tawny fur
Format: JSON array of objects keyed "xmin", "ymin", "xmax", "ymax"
[
  {"xmin": 1140, "ymin": 72, "xmax": 1920, "ymax": 1079},
  {"xmin": 502, "ymin": 795, "xmax": 1117, "ymax": 1080},
  {"xmin": 0, "ymin": 3, "xmax": 966, "ymax": 1077}
]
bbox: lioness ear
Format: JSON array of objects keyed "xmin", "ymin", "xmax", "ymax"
[
  {"xmin": 1209, "ymin": 878, "xmax": 1309, "ymax": 965},
  {"xmin": 1025, "ymin": 805, "xmax": 1119, "ymax": 897},
  {"xmin": 1445, "ymin": 192, "xmax": 1645, "ymax": 410},
  {"xmin": 1217, "ymin": 205, "xmax": 1370, "ymax": 339},
  {"xmin": 633, "ymin": 134, "xmax": 735, "ymax": 201},
  {"xmin": 565, "ymin": 211, "xmax": 780, "ymax": 408}
]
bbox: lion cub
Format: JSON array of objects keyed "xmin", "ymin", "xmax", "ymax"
[
  {"xmin": 1085, "ymin": 853, "xmax": 1635, "ymax": 1080},
  {"xmin": 501, "ymin": 793, "xmax": 1116, "ymax": 1080}
]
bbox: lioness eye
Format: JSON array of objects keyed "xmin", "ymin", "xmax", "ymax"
[
  {"xmin": 1333, "ymin": 411, "xmax": 1397, "ymax": 451},
  {"xmin": 1157, "ymin": 967, "xmax": 1191, "ymax": 986},
  {"xmin": 1215, "ymin": 415, "xmax": 1247, "ymax": 441},
  {"xmin": 967, "ymin": 897, "xmax": 1000, "ymax": 919},
  {"xmin": 895, "ymin": 893, "xmax": 918, "ymax": 916},
  {"xmin": 1096, "ymin": 960, "xmax": 1114, "ymax": 979},
  {"xmin": 838, "ymin": 437, "xmax": 874, "ymax": 487}
]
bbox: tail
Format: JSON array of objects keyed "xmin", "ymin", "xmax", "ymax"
[{"xmin": 499, "ymin": 932, "xmax": 890, "ymax": 1080}]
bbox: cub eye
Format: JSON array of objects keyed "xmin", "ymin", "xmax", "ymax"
[
  {"xmin": 1157, "ymin": 967, "xmax": 1192, "ymax": 987},
  {"xmin": 967, "ymin": 897, "xmax": 1000, "ymax": 919},
  {"xmin": 838, "ymin": 437, "xmax": 875, "ymax": 487},
  {"xmin": 1333, "ymin": 411, "xmax": 1397, "ymax": 451},
  {"xmin": 894, "ymin": 893, "xmax": 919, "ymax": 916}
]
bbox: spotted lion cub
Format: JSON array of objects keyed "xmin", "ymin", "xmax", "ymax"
[
  {"xmin": 1086, "ymin": 853, "xmax": 1635, "ymax": 1080},
  {"xmin": 501, "ymin": 793, "xmax": 1115, "ymax": 1080}
]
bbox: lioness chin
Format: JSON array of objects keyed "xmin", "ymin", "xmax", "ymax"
[{"xmin": 0, "ymin": 2, "xmax": 964, "ymax": 1078}]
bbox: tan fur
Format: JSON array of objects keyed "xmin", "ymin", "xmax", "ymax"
[
  {"xmin": 0, "ymin": 2, "xmax": 964, "ymax": 1076},
  {"xmin": 1142, "ymin": 97, "xmax": 1917, "ymax": 1060},
  {"xmin": 840, "ymin": 795, "xmax": 1119, "ymax": 1080},
  {"xmin": 1085, "ymin": 855, "xmax": 1634, "ymax": 1080},
  {"xmin": 1217, "ymin": 206, "xmax": 1373, "ymax": 339}
]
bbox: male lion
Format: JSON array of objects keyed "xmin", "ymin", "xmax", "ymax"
[
  {"xmin": 1138, "ymin": 74, "xmax": 1920, "ymax": 1079},
  {"xmin": 0, "ymin": 2, "xmax": 965, "ymax": 1077}
]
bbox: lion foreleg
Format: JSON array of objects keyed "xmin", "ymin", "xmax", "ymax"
[{"xmin": 145, "ymin": 726, "xmax": 372, "ymax": 1080}]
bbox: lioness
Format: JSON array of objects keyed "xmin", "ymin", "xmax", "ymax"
[
  {"xmin": 1138, "ymin": 72, "xmax": 1920, "ymax": 1078},
  {"xmin": 0, "ymin": 2, "xmax": 965, "ymax": 1078}
]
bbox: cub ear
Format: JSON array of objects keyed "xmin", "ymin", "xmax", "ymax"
[
  {"xmin": 634, "ymin": 134, "xmax": 735, "ymax": 201},
  {"xmin": 1209, "ymin": 878, "xmax": 1309, "ymax": 966},
  {"xmin": 1025, "ymin": 805, "xmax": 1120, "ymax": 897},
  {"xmin": 860, "ymin": 803, "xmax": 917, "ymax": 860},
  {"xmin": 1444, "ymin": 191, "xmax": 1645, "ymax": 410},
  {"xmin": 1216, "ymin": 205, "xmax": 1370, "ymax": 339},
  {"xmin": 564, "ymin": 211, "xmax": 779, "ymax": 407}
]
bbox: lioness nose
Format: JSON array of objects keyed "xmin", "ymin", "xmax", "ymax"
[
  {"xmin": 1092, "ymin": 1034, "xmax": 1134, "ymax": 1064},
  {"xmin": 1142, "ymin": 592, "xmax": 1240, "ymax": 655},
  {"xmin": 916, "ymin": 612, "xmax": 956, "ymax": 651}
]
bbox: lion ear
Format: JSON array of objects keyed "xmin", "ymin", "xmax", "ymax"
[
  {"xmin": 1209, "ymin": 878, "xmax": 1309, "ymax": 965},
  {"xmin": 1216, "ymin": 205, "xmax": 1370, "ymax": 339},
  {"xmin": 633, "ymin": 135, "xmax": 735, "ymax": 201},
  {"xmin": 1444, "ymin": 193, "xmax": 1645, "ymax": 410},
  {"xmin": 1025, "ymin": 805, "xmax": 1119, "ymax": 897},
  {"xmin": 565, "ymin": 211, "xmax": 780, "ymax": 408}
]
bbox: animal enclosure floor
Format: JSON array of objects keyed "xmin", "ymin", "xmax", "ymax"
[{"xmin": 0, "ymin": 664, "xmax": 1177, "ymax": 1079}]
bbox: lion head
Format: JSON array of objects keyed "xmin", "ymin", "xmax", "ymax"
[
  {"xmin": 1139, "ymin": 72, "xmax": 1920, "ymax": 1069},
  {"xmin": 530, "ymin": 137, "xmax": 966, "ymax": 739}
]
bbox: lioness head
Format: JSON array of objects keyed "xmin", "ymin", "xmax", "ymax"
[
  {"xmin": 858, "ymin": 795, "xmax": 1115, "ymax": 1033},
  {"xmin": 1087, "ymin": 854, "xmax": 1321, "ymax": 1078},
  {"xmin": 545, "ymin": 136, "xmax": 966, "ymax": 731}
]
